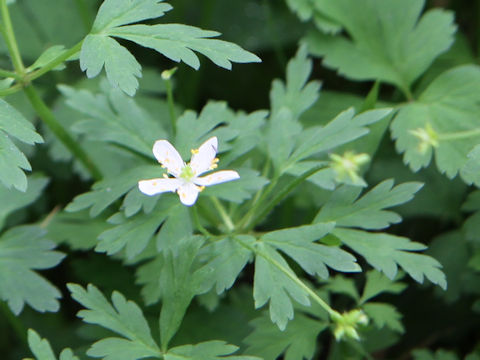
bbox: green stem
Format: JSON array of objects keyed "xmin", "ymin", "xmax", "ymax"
[
  {"xmin": 0, "ymin": 0, "xmax": 25, "ymax": 74},
  {"xmin": 243, "ymin": 164, "xmax": 325, "ymax": 231},
  {"xmin": 192, "ymin": 206, "xmax": 212, "ymax": 237},
  {"xmin": 438, "ymin": 128, "xmax": 480, "ymax": 141},
  {"xmin": 210, "ymin": 197, "xmax": 235, "ymax": 232},
  {"xmin": 164, "ymin": 77, "xmax": 177, "ymax": 136},
  {"xmin": 27, "ymin": 41, "xmax": 83, "ymax": 81},
  {"xmin": 236, "ymin": 237, "xmax": 339, "ymax": 319},
  {"xmin": 23, "ymin": 85, "xmax": 103, "ymax": 180},
  {"xmin": 0, "ymin": 67, "xmax": 20, "ymax": 79},
  {"xmin": 0, "ymin": 301, "xmax": 28, "ymax": 347}
]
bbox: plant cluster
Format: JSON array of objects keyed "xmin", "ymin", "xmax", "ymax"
[{"xmin": 0, "ymin": 0, "xmax": 480, "ymax": 359}]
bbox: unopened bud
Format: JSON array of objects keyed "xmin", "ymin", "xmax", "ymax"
[
  {"xmin": 330, "ymin": 151, "xmax": 370, "ymax": 186},
  {"xmin": 409, "ymin": 123, "xmax": 439, "ymax": 154}
]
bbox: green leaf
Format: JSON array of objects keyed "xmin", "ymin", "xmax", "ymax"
[
  {"xmin": 245, "ymin": 313, "xmax": 327, "ymax": 360},
  {"xmin": 96, "ymin": 199, "xmax": 176, "ymax": 259},
  {"xmin": 59, "ymin": 83, "xmax": 167, "ymax": 157},
  {"xmin": 266, "ymin": 46, "xmax": 319, "ymax": 170},
  {"xmin": 333, "ymin": 228, "xmax": 447, "ymax": 289},
  {"xmin": 286, "ymin": 0, "xmax": 341, "ymax": 34},
  {"xmin": 261, "ymin": 223, "xmax": 360, "ymax": 279},
  {"xmin": 314, "ymin": 180, "xmax": 423, "ymax": 230},
  {"xmin": 66, "ymin": 165, "xmax": 161, "ymax": 217},
  {"xmin": 0, "ymin": 174, "xmax": 48, "ymax": 230},
  {"xmin": 0, "ymin": 226, "xmax": 64, "ymax": 315},
  {"xmin": 165, "ymin": 341, "xmax": 260, "ymax": 360},
  {"xmin": 359, "ymin": 271, "xmax": 407, "ymax": 304},
  {"xmin": 46, "ymin": 210, "xmax": 111, "ymax": 251},
  {"xmin": 159, "ymin": 236, "xmax": 212, "ymax": 349},
  {"xmin": 253, "ymin": 242, "xmax": 311, "ymax": 330},
  {"xmin": 202, "ymin": 235, "xmax": 254, "ymax": 294},
  {"xmin": 285, "ymin": 107, "xmax": 392, "ymax": 171},
  {"xmin": 81, "ymin": 0, "xmax": 260, "ymax": 95},
  {"xmin": 306, "ymin": 0, "xmax": 456, "ymax": 94},
  {"xmin": 28, "ymin": 45, "xmax": 67, "ymax": 72},
  {"xmin": 391, "ymin": 65, "xmax": 480, "ymax": 180},
  {"xmin": 0, "ymin": 98, "xmax": 43, "ymax": 191},
  {"xmin": 324, "ymin": 275, "xmax": 359, "ymax": 301},
  {"xmin": 363, "ymin": 302, "xmax": 404, "ymax": 333},
  {"xmin": 67, "ymin": 283, "xmax": 162, "ymax": 359},
  {"xmin": 25, "ymin": 329, "xmax": 79, "ymax": 360},
  {"xmin": 460, "ymin": 145, "xmax": 480, "ymax": 187}
]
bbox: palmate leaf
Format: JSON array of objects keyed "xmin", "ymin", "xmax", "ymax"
[
  {"xmin": 245, "ymin": 314, "xmax": 327, "ymax": 360},
  {"xmin": 0, "ymin": 226, "xmax": 64, "ymax": 315},
  {"xmin": 306, "ymin": 0, "xmax": 456, "ymax": 95},
  {"xmin": 391, "ymin": 65, "xmax": 480, "ymax": 181},
  {"xmin": 81, "ymin": 0, "xmax": 260, "ymax": 95},
  {"xmin": 68, "ymin": 283, "xmax": 162, "ymax": 360},
  {"xmin": 0, "ymin": 98, "xmax": 43, "ymax": 191},
  {"xmin": 333, "ymin": 228, "xmax": 447, "ymax": 289},
  {"xmin": 314, "ymin": 180, "xmax": 423, "ymax": 230},
  {"xmin": 24, "ymin": 329, "xmax": 79, "ymax": 360}
]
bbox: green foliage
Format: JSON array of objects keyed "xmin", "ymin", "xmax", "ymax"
[
  {"xmin": 68, "ymin": 283, "xmax": 162, "ymax": 359},
  {"xmin": 24, "ymin": 329, "xmax": 79, "ymax": 360},
  {"xmin": 306, "ymin": 0, "xmax": 456, "ymax": 95},
  {"xmin": 314, "ymin": 180, "xmax": 423, "ymax": 229},
  {"xmin": 80, "ymin": 0, "xmax": 260, "ymax": 95},
  {"xmin": 391, "ymin": 65, "xmax": 480, "ymax": 180},
  {"xmin": 0, "ymin": 226, "xmax": 64, "ymax": 315},
  {"xmin": 0, "ymin": 98, "xmax": 43, "ymax": 191},
  {"xmin": 1, "ymin": 0, "xmax": 478, "ymax": 358},
  {"xmin": 245, "ymin": 314, "xmax": 327, "ymax": 360}
]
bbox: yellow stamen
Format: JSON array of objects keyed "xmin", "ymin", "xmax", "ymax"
[
  {"xmin": 191, "ymin": 148, "xmax": 199, "ymax": 155},
  {"xmin": 163, "ymin": 174, "xmax": 168, "ymax": 179},
  {"xmin": 199, "ymin": 186, "xmax": 205, "ymax": 192}
]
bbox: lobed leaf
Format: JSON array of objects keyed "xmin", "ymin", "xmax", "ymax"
[
  {"xmin": 0, "ymin": 98, "xmax": 43, "ymax": 191},
  {"xmin": 261, "ymin": 223, "xmax": 361, "ymax": 279},
  {"xmin": 25, "ymin": 329, "xmax": 79, "ymax": 360},
  {"xmin": 165, "ymin": 341, "xmax": 260, "ymax": 360},
  {"xmin": 314, "ymin": 180, "xmax": 423, "ymax": 230},
  {"xmin": 68, "ymin": 283, "xmax": 161, "ymax": 359},
  {"xmin": 334, "ymin": 228, "xmax": 447, "ymax": 289},
  {"xmin": 391, "ymin": 65, "xmax": 480, "ymax": 180},
  {"xmin": 245, "ymin": 314, "xmax": 327, "ymax": 360},
  {"xmin": 0, "ymin": 226, "xmax": 64, "ymax": 315},
  {"xmin": 306, "ymin": 0, "xmax": 456, "ymax": 94}
]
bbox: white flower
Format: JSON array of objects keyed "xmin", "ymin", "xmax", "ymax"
[{"xmin": 138, "ymin": 136, "xmax": 240, "ymax": 206}]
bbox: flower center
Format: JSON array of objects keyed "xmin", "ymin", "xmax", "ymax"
[{"xmin": 180, "ymin": 165, "xmax": 195, "ymax": 181}]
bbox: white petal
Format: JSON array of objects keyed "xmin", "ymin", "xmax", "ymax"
[
  {"xmin": 190, "ymin": 136, "xmax": 218, "ymax": 176},
  {"xmin": 177, "ymin": 182, "xmax": 201, "ymax": 206},
  {"xmin": 152, "ymin": 140, "xmax": 185, "ymax": 177},
  {"xmin": 194, "ymin": 170, "xmax": 240, "ymax": 186},
  {"xmin": 138, "ymin": 178, "xmax": 182, "ymax": 196}
]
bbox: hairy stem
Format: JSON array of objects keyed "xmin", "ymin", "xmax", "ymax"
[
  {"xmin": 439, "ymin": 128, "xmax": 480, "ymax": 141},
  {"xmin": 164, "ymin": 77, "xmax": 177, "ymax": 136},
  {"xmin": 192, "ymin": 206, "xmax": 213, "ymax": 237},
  {"xmin": 23, "ymin": 86, "xmax": 103, "ymax": 181}
]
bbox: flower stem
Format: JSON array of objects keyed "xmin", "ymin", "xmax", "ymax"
[
  {"xmin": 0, "ymin": 67, "xmax": 20, "ymax": 79},
  {"xmin": 210, "ymin": 197, "xmax": 235, "ymax": 232},
  {"xmin": 23, "ymin": 85, "xmax": 103, "ymax": 181},
  {"xmin": 192, "ymin": 206, "xmax": 212, "ymax": 237},
  {"xmin": 242, "ymin": 164, "xmax": 325, "ymax": 232}
]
